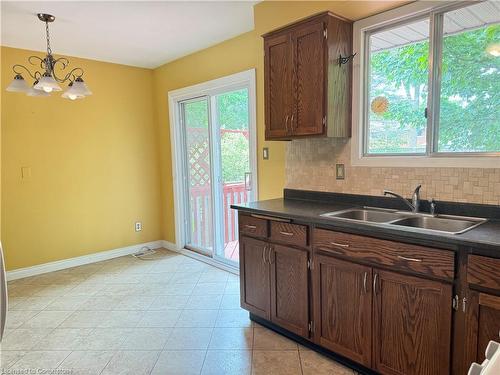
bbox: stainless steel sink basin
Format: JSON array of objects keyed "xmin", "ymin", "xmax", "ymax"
[
  {"xmin": 321, "ymin": 208, "xmax": 405, "ymax": 223},
  {"xmin": 321, "ymin": 208, "xmax": 487, "ymax": 234},
  {"xmin": 390, "ymin": 215, "xmax": 487, "ymax": 234}
]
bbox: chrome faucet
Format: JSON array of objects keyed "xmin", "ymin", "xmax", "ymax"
[{"xmin": 383, "ymin": 185, "xmax": 422, "ymax": 213}]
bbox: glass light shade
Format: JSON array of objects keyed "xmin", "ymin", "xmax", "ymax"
[
  {"xmin": 26, "ymin": 85, "xmax": 50, "ymax": 97},
  {"xmin": 71, "ymin": 78, "xmax": 92, "ymax": 96},
  {"xmin": 34, "ymin": 73, "xmax": 62, "ymax": 92},
  {"xmin": 61, "ymin": 84, "xmax": 84, "ymax": 100},
  {"xmin": 6, "ymin": 75, "xmax": 30, "ymax": 92}
]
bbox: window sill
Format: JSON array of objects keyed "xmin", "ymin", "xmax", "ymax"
[{"xmin": 351, "ymin": 154, "xmax": 500, "ymax": 168}]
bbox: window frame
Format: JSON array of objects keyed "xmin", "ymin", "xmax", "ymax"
[{"xmin": 352, "ymin": 0, "xmax": 500, "ymax": 167}]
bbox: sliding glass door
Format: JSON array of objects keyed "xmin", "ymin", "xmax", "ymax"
[{"xmin": 178, "ymin": 85, "xmax": 255, "ymax": 265}]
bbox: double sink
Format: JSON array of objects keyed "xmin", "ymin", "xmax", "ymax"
[{"xmin": 321, "ymin": 208, "xmax": 487, "ymax": 235}]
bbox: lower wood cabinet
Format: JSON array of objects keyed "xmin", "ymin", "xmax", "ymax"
[
  {"xmin": 270, "ymin": 244, "xmax": 309, "ymax": 337},
  {"xmin": 237, "ymin": 215, "xmax": 462, "ymax": 374},
  {"xmin": 373, "ymin": 270, "xmax": 453, "ymax": 375},
  {"xmin": 313, "ymin": 254, "xmax": 453, "ymax": 374},
  {"xmin": 475, "ymin": 293, "xmax": 500, "ymax": 362},
  {"xmin": 313, "ymin": 254, "xmax": 372, "ymax": 367},
  {"xmin": 240, "ymin": 234, "xmax": 310, "ymax": 336},
  {"xmin": 240, "ymin": 236, "xmax": 270, "ymax": 319}
]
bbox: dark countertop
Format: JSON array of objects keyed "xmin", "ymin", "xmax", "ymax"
[{"xmin": 232, "ymin": 195, "xmax": 500, "ymax": 256}]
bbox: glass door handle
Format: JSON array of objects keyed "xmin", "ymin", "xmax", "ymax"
[{"xmin": 244, "ymin": 172, "xmax": 252, "ymax": 191}]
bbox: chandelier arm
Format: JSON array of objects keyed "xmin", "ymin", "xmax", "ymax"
[
  {"xmin": 28, "ymin": 55, "xmax": 46, "ymax": 70},
  {"xmin": 56, "ymin": 67, "xmax": 84, "ymax": 84},
  {"xmin": 53, "ymin": 57, "xmax": 69, "ymax": 69},
  {"xmin": 51, "ymin": 58, "xmax": 71, "ymax": 82},
  {"xmin": 12, "ymin": 64, "xmax": 40, "ymax": 80}
]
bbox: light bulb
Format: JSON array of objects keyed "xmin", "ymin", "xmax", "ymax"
[
  {"xmin": 43, "ymin": 86, "xmax": 53, "ymax": 93},
  {"xmin": 68, "ymin": 94, "xmax": 77, "ymax": 100}
]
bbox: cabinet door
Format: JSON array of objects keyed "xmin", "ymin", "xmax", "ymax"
[
  {"xmin": 264, "ymin": 33, "xmax": 293, "ymax": 139},
  {"xmin": 471, "ymin": 293, "xmax": 500, "ymax": 362},
  {"xmin": 373, "ymin": 270, "xmax": 452, "ymax": 375},
  {"xmin": 292, "ymin": 20, "xmax": 325, "ymax": 136},
  {"xmin": 239, "ymin": 236, "xmax": 270, "ymax": 319},
  {"xmin": 269, "ymin": 244, "xmax": 309, "ymax": 337},
  {"xmin": 313, "ymin": 254, "xmax": 372, "ymax": 367}
]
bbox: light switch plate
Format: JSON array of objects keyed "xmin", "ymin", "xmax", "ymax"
[{"xmin": 263, "ymin": 147, "xmax": 269, "ymax": 160}]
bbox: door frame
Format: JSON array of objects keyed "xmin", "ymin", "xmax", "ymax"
[{"xmin": 168, "ymin": 69, "xmax": 258, "ymax": 257}]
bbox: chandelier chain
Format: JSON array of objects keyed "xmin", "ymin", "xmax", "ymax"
[{"xmin": 45, "ymin": 21, "xmax": 52, "ymax": 56}]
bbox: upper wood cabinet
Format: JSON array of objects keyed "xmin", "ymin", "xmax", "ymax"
[{"xmin": 263, "ymin": 12, "xmax": 353, "ymax": 140}]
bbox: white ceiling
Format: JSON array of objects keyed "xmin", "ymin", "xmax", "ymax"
[{"xmin": 1, "ymin": 1, "xmax": 256, "ymax": 68}]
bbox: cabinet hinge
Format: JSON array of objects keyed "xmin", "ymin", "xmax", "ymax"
[
  {"xmin": 307, "ymin": 259, "xmax": 313, "ymax": 270},
  {"xmin": 308, "ymin": 321, "xmax": 315, "ymax": 333},
  {"xmin": 323, "ymin": 28, "xmax": 327, "ymax": 39},
  {"xmin": 452, "ymin": 295, "xmax": 459, "ymax": 311}
]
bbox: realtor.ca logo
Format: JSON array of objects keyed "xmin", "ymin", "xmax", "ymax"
[{"xmin": 1, "ymin": 369, "xmax": 72, "ymax": 374}]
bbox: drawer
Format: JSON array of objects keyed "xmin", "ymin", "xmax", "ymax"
[
  {"xmin": 313, "ymin": 228, "xmax": 455, "ymax": 280},
  {"xmin": 239, "ymin": 215, "xmax": 268, "ymax": 238},
  {"xmin": 270, "ymin": 222, "xmax": 308, "ymax": 247},
  {"xmin": 468, "ymin": 255, "xmax": 500, "ymax": 290}
]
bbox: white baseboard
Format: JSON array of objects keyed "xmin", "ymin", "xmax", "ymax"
[
  {"xmin": 161, "ymin": 240, "xmax": 239, "ymax": 275},
  {"xmin": 6, "ymin": 240, "xmax": 163, "ymax": 281}
]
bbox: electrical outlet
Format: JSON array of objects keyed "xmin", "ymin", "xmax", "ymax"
[
  {"xmin": 135, "ymin": 222, "xmax": 142, "ymax": 232},
  {"xmin": 336, "ymin": 164, "xmax": 345, "ymax": 180}
]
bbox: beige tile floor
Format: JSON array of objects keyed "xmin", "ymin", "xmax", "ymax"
[{"xmin": 1, "ymin": 248, "xmax": 357, "ymax": 375}]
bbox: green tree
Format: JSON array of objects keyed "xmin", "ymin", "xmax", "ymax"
[{"xmin": 370, "ymin": 24, "xmax": 500, "ymax": 153}]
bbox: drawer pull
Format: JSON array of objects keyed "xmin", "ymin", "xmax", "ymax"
[
  {"xmin": 279, "ymin": 231, "xmax": 294, "ymax": 236},
  {"xmin": 330, "ymin": 241, "xmax": 349, "ymax": 248},
  {"xmin": 244, "ymin": 225, "xmax": 257, "ymax": 230},
  {"xmin": 397, "ymin": 255, "xmax": 422, "ymax": 262}
]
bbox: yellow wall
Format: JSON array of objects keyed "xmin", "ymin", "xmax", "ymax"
[
  {"xmin": 1, "ymin": 1, "xmax": 409, "ymax": 270},
  {"xmin": 153, "ymin": 0, "xmax": 409, "ymax": 243},
  {"xmin": 1, "ymin": 47, "xmax": 161, "ymax": 270}
]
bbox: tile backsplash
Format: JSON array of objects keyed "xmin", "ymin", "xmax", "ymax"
[{"xmin": 285, "ymin": 138, "xmax": 500, "ymax": 205}]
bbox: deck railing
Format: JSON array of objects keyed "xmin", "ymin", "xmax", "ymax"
[{"xmin": 189, "ymin": 182, "xmax": 247, "ymax": 248}]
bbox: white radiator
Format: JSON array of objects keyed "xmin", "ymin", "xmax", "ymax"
[{"xmin": 468, "ymin": 339, "xmax": 500, "ymax": 375}]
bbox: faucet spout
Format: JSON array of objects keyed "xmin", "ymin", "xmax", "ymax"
[{"xmin": 383, "ymin": 190, "xmax": 416, "ymax": 212}]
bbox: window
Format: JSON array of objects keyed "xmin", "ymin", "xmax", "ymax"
[{"xmin": 363, "ymin": 1, "xmax": 500, "ymax": 157}]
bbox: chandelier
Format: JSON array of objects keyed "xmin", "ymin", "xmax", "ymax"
[{"xmin": 6, "ymin": 13, "xmax": 92, "ymax": 100}]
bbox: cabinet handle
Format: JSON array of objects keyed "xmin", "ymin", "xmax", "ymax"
[
  {"xmin": 291, "ymin": 113, "xmax": 295, "ymax": 129},
  {"xmin": 268, "ymin": 246, "xmax": 274, "ymax": 264},
  {"xmin": 279, "ymin": 231, "xmax": 294, "ymax": 236},
  {"xmin": 363, "ymin": 272, "xmax": 368, "ymax": 294},
  {"xmin": 262, "ymin": 245, "xmax": 268, "ymax": 264},
  {"xmin": 397, "ymin": 255, "xmax": 422, "ymax": 262},
  {"xmin": 330, "ymin": 241, "xmax": 349, "ymax": 248},
  {"xmin": 373, "ymin": 273, "xmax": 379, "ymax": 295},
  {"xmin": 244, "ymin": 224, "xmax": 257, "ymax": 231},
  {"xmin": 284, "ymin": 115, "xmax": 290, "ymax": 134}
]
